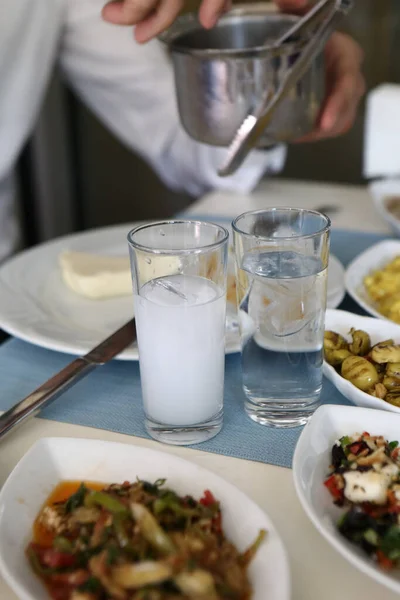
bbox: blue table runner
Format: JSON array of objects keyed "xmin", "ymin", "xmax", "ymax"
[{"xmin": 0, "ymin": 228, "xmax": 390, "ymax": 468}]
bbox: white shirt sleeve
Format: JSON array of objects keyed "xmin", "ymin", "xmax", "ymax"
[{"xmin": 59, "ymin": 0, "xmax": 286, "ymax": 197}]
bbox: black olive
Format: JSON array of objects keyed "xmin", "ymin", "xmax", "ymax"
[
  {"xmin": 339, "ymin": 507, "xmax": 373, "ymax": 537},
  {"xmin": 183, "ymin": 495, "xmax": 197, "ymax": 508},
  {"xmin": 142, "ymin": 481, "xmax": 160, "ymax": 495},
  {"xmin": 375, "ymin": 514, "xmax": 398, "ymax": 537},
  {"xmin": 332, "ymin": 444, "xmax": 346, "ymax": 469},
  {"xmin": 360, "ymin": 539, "xmax": 376, "ymax": 556}
]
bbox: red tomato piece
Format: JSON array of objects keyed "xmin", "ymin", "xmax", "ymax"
[
  {"xmin": 41, "ymin": 549, "xmax": 76, "ymax": 569},
  {"xmin": 324, "ymin": 475, "xmax": 343, "ymax": 501},
  {"xmin": 200, "ymin": 490, "xmax": 217, "ymax": 507},
  {"xmin": 49, "ymin": 586, "xmax": 73, "ymax": 600},
  {"xmin": 377, "ymin": 550, "xmax": 394, "ymax": 570},
  {"xmin": 392, "ymin": 447, "xmax": 400, "ymax": 461},
  {"xmin": 348, "ymin": 442, "xmax": 364, "ymax": 455}
]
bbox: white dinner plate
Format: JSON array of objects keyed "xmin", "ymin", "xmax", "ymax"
[
  {"xmin": 0, "ymin": 223, "xmax": 345, "ymax": 360},
  {"xmin": 324, "ymin": 309, "xmax": 400, "ymax": 414},
  {"xmin": 345, "ymin": 239, "xmax": 400, "ymax": 321},
  {"xmin": 0, "ymin": 437, "xmax": 290, "ymax": 600},
  {"xmin": 293, "ymin": 404, "xmax": 400, "ymax": 595}
]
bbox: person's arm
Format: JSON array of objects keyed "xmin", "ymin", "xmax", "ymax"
[{"xmin": 59, "ymin": 0, "xmax": 284, "ymax": 197}]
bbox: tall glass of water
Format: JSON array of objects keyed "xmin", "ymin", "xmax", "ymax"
[
  {"xmin": 232, "ymin": 208, "xmax": 331, "ymax": 428},
  {"xmin": 128, "ymin": 221, "xmax": 229, "ymax": 445}
]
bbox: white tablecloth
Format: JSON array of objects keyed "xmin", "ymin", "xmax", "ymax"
[
  {"xmin": 186, "ymin": 179, "xmax": 390, "ymax": 233},
  {"xmin": 185, "ymin": 178, "xmax": 391, "ymax": 234}
]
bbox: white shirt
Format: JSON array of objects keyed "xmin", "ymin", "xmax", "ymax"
[{"xmin": 0, "ymin": 0, "xmax": 285, "ymax": 263}]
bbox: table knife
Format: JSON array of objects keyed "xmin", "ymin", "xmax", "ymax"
[{"xmin": 0, "ymin": 319, "xmax": 136, "ymax": 441}]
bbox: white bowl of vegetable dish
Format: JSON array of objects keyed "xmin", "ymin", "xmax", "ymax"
[
  {"xmin": 293, "ymin": 404, "xmax": 400, "ymax": 595},
  {"xmin": 324, "ymin": 309, "xmax": 400, "ymax": 414},
  {"xmin": 0, "ymin": 437, "xmax": 290, "ymax": 600}
]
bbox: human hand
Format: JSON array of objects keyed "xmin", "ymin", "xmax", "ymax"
[
  {"xmin": 102, "ymin": 0, "xmax": 231, "ymax": 44},
  {"xmin": 275, "ymin": 0, "xmax": 365, "ymax": 141}
]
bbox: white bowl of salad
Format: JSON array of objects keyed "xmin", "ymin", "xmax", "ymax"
[{"xmin": 293, "ymin": 404, "xmax": 400, "ymax": 595}]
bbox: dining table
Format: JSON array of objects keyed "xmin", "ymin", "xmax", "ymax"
[{"xmin": 0, "ymin": 177, "xmax": 397, "ymax": 600}]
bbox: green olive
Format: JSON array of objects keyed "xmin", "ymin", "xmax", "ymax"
[
  {"xmin": 385, "ymin": 394, "xmax": 400, "ymax": 408},
  {"xmin": 324, "ymin": 348, "xmax": 352, "ymax": 367},
  {"xmin": 386, "ymin": 363, "xmax": 400, "ymax": 378},
  {"xmin": 324, "ymin": 331, "xmax": 348, "ymax": 352},
  {"xmin": 371, "ymin": 344, "xmax": 400, "ymax": 364},
  {"xmin": 382, "ymin": 376, "xmax": 400, "ymax": 391},
  {"xmin": 349, "ymin": 328, "xmax": 371, "ymax": 356},
  {"xmin": 372, "ymin": 339, "xmax": 394, "ymax": 350},
  {"xmin": 341, "ymin": 356, "xmax": 379, "ymax": 391}
]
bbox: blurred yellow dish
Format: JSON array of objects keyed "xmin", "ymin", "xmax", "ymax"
[{"xmin": 364, "ymin": 256, "xmax": 400, "ymax": 323}]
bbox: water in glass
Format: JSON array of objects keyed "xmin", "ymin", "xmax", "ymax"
[{"xmin": 238, "ymin": 249, "xmax": 327, "ymax": 426}]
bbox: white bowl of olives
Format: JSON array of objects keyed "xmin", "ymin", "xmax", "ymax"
[{"xmin": 324, "ymin": 309, "xmax": 400, "ymax": 414}]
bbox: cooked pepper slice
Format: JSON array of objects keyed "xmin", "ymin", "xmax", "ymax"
[
  {"xmin": 112, "ymin": 561, "xmax": 172, "ymax": 589},
  {"xmin": 85, "ymin": 491, "xmax": 129, "ymax": 516},
  {"xmin": 377, "ymin": 549, "xmax": 394, "ymax": 570},
  {"xmin": 53, "ymin": 536, "xmax": 74, "ymax": 553},
  {"xmin": 27, "ymin": 546, "xmax": 57, "ymax": 577},
  {"xmin": 65, "ymin": 483, "xmax": 87, "ymax": 514},
  {"xmin": 130, "ymin": 502, "xmax": 175, "ymax": 556},
  {"xmin": 240, "ymin": 529, "xmax": 267, "ymax": 566},
  {"xmin": 153, "ymin": 495, "xmax": 200, "ymax": 518},
  {"xmin": 113, "ymin": 515, "xmax": 130, "ymax": 549}
]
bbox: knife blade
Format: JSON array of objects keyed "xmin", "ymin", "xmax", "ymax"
[{"xmin": 0, "ymin": 319, "xmax": 137, "ymax": 441}]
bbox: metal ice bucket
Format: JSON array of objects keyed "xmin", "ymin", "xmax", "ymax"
[{"xmin": 161, "ymin": 4, "xmax": 325, "ymax": 149}]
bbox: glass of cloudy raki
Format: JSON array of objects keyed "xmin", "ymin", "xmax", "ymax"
[{"xmin": 128, "ymin": 221, "xmax": 228, "ymax": 445}]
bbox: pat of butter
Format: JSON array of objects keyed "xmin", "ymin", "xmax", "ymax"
[
  {"xmin": 59, "ymin": 250, "xmax": 182, "ymax": 300},
  {"xmin": 59, "ymin": 251, "xmax": 132, "ymax": 300},
  {"xmin": 137, "ymin": 254, "xmax": 181, "ymax": 285}
]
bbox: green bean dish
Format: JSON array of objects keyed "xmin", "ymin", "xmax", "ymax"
[{"xmin": 27, "ymin": 479, "xmax": 266, "ymax": 600}]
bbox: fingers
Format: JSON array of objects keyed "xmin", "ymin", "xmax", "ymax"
[
  {"xmin": 134, "ymin": 0, "xmax": 183, "ymax": 43},
  {"xmin": 296, "ymin": 33, "xmax": 365, "ymax": 143},
  {"xmin": 198, "ymin": 0, "xmax": 232, "ymax": 29},
  {"xmin": 297, "ymin": 78, "xmax": 363, "ymax": 143},
  {"xmin": 103, "ymin": 0, "xmax": 231, "ymax": 31},
  {"xmin": 319, "ymin": 73, "xmax": 365, "ymax": 135},
  {"xmin": 102, "ymin": 0, "xmax": 182, "ymax": 43},
  {"xmin": 102, "ymin": 0, "xmax": 158, "ymax": 25},
  {"xmin": 103, "ymin": 0, "xmax": 231, "ymax": 40},
  {"xmin": 318, "ymin": 35, "xmax": 365, "ymax": 138}
]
